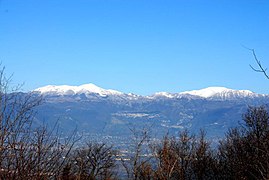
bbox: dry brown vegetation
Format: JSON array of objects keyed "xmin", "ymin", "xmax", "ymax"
[{"xmin": 1, "ymin": 66, "xmax": 269, "ymax": 180}]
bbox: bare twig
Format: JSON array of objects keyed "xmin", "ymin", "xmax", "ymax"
[{"xmin": 248, "ymin": 48, "xmax": 269, "ymax": 79}]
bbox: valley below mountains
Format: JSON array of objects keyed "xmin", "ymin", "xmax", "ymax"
[{"xmin": 32, "ymin": 84, "xmax": 269, "ymax": 146}]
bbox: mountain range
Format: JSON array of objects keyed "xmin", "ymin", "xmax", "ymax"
[{"xmin": 32, "ymin": 84, "xmax": 269, "ymax": 145}]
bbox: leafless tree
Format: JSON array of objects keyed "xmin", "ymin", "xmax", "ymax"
[
  {"xmin": 191, "ymin": 130, "xmax": 217, "ymax": 180},
  {"xmin": 0, "ymin": 66, "xmax": 78, "ymax": 179},
  {"xmin": 0, "ymin": 66, "xmax": 40, "ymax": 178},
  {"xmin": 151, "ymin": 130, "xmax": 218, "ymax": 180},
  {"xmin": 218, "ymin": 106, "xmax": 269, "ymax": 180},
  {"xmin": 150, "ymin": 130, "xmax": 196, "ymax": 180},
  {"xmin": 121, "ymin": 126, "xmax": 152, "ymax": 180},
  {"xmin": 249, "ymin": 48, "xmax": 269, "ymax": 79},
  {"xmin": 72, "ymin": 141, "xmax": 118, "ymax": 180},
  {"xmin": 151, "ymin": 135, "xmax": 179, "ymax": 180}
]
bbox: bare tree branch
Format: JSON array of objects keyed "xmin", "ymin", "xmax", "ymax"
[{"xmin": 248, "ymin": 48, "xmax": 269, "ymax": 79}]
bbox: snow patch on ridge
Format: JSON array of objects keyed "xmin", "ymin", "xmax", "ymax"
[
  {"xmin": 33, "ymin": 84, "xmax": 264, "ymax": 100},
  {"xmin": 179, "ymin": 87, "xmax": 256, "ymax": 99},
  {"xmin": 34, "ymin": 83, "xmax": 123, "ymax": 96},
  {"xmin": 153, "ymin": 92, "xmax": 175, "ymax": 98}
]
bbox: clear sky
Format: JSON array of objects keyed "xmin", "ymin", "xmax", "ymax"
[{"xmin": 0, "ymin": 0, "xmax": 268, "ymax": 95}]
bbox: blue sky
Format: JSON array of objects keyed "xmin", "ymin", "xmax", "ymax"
[{"xmin": 0, "ymin": 0, "xmax": 268, "ymax": 95}]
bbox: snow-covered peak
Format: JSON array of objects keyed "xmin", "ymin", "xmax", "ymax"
[
  {"xmin": 34, "ymin": 83, "xmax": 123, "ymax": 96},
  {"xmin": 153, "ymin": 92, "xmax": 175, "ymax": 98},
  {"xmin": 179, "ymin": 87, "xmax": 257, "ymax": 99},
  {"xmin": 33, "ymin": 84, "xmax": 263, "ymax": 100}
]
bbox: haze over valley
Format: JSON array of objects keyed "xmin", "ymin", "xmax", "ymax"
[
  {"xmin": 1, "ymin": 1, "xmax": 269, "ymax": 179},
  {"xmin": 30, "ymin": 84, "xmax": 269, "ymax": 147}
]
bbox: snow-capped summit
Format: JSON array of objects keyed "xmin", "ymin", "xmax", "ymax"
[
  {"xmin": 34, "ymin": 83, "xmax": 123, "ymax": 96},
  {"xmin": 152, "ymin": 92, "xmax": 175, "ymax": 98},
  {"xmin": 179, "ymin": 87, "xmax": 258, "ymax": 99},
  {"xmin": 33, "ymin": 84, "xmax": 263, "ymax": 100}
]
